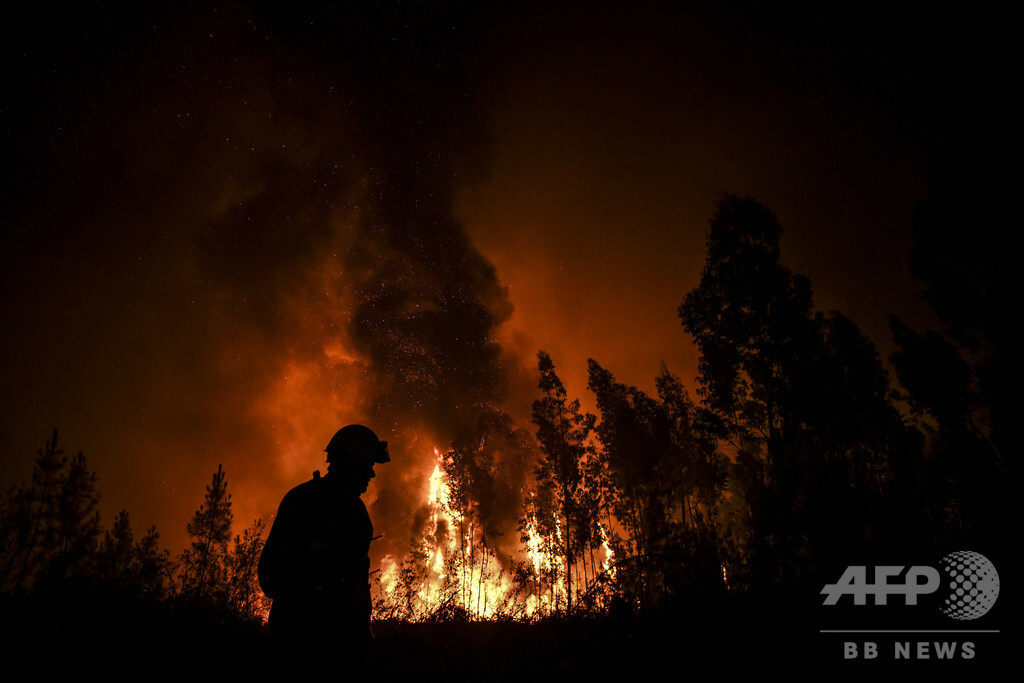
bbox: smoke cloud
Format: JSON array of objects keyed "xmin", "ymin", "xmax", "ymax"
[{"xmin": 1, "ymin": 2, "xmax": 537, "ymax": 562}]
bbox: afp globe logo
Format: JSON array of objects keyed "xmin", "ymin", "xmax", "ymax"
[{"xmin": 938, "ymin": 551, "xmax": 1000, "ymax": 620}]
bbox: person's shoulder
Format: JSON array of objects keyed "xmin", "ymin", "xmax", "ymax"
[{"xmin": 280, "ymin": 474, "xmax": 326, "ymax": 506}]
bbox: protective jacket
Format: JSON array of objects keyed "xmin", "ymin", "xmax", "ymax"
[{"xmin": 258, "ymin": 473, "xmax": 373, "ymax": 642}]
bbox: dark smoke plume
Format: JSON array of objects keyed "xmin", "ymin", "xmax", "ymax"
[
  {"xmin": 1, "ymin": 1, "xmax": 537, "ymax": 558},
  {"xmin": 207, "ymin": 3, "xmax": 538, "ymax": 560}
]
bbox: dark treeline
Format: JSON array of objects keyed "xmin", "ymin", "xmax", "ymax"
[
  {"xmin": 516, "ymin": 191, "xmax": 1006, "ymax": 616},
  {"xmin": 0, "ymin": 436, "xmax": 267, "ymax": 616},
  {"xmin": 0, "ymin": 438, "xmax": 269, "ymax": 678}
]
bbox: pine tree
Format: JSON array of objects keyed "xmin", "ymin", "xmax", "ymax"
[
  {"xmin": 44, "ymin": 451, "xmax": 102, "ymax": 583},
  {"xmin": 179, "ymin": 464, "xmax": 233, "ymax": 601},
  {"xmin": 0, "ymin": 433, "xmax": 102, "ymax": 590},
  {"xmin": 97, "ymin": 509, "xmax": 136, "ymax": 588},
  {"xmin": 0, "ymin": 431, "xmax": 66, "ymax": 591},
  {"xmin": 135, "ymin": 525, "xmax": 171, "ymax": 599}
]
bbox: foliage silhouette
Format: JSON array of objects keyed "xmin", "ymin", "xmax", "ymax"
[
  {"xmin": 531, "ymin": 351, "xmax": 598, "ymax": 613},
  {"xmin": 889, "ymin": 161, "xmax": 1008, "ymax": 552},
  {"xmin": 0, "ymin": 431, "xmax": 104, "ymax": 592},
  {"xmin": 679, "ymin": 196, "xmax": 916, "ymax": 587},
  {"xmin": 178, "ymin": 463, "xmax": 233, "ymax": 602}
]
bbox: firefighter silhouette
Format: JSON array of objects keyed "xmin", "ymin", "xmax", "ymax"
[{"xmin": 258, "ymin": 425, "xmax": 389, "ymax": 679}]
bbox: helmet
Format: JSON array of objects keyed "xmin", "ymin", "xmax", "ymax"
[{"xmin": 325, "ymin": 424, "xmax": 390, "ymax": 464}]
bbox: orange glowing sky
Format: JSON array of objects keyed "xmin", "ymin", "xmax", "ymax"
[{"xmin": 1, "ymin": 2, "xmax": 1006, "ymax": 562}]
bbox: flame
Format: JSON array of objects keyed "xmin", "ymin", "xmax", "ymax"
[
  {"xmin": 372, "ymin": 446, "xmax": 619, "ymax": 622},
  {"xmin": 520, "ymin": 501, "xmax": 565, "ymax": 615},
  {"xmin": 374, "ymin": 447, "xmax": 539, "ymax": 620},
  {"xmin": 599, "ymin": 524, "xmax": 615, "ymax": 577},
  {"xmin": 414, "ymin": 449, "xmax": 514, "ymax": 619}
]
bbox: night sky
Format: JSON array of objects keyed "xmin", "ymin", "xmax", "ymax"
[{"xmin": 1, "ymin": 2, "xmax": 1007, "ymax": 560}]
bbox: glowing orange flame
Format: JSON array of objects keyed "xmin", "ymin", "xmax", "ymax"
[{"xmin": 372, "ymin": 447, "xmax": 619, "ymax": 622}]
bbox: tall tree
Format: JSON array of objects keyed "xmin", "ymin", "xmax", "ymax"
[
  {"xmin": 587, "ymin": 360, "xmax": 727, "ymax": 606},
  {"xmin": 679, "ymin": 197, "xmax": 825, "ymax": 586},
  {"xmin": 587, "ymin": 360, "xmax": 669, "ymax": 562},
  {"xmin": 654, "ymin": 366, "xmax": 725, "ymax": 529},
  {"xmin": 531, "ymin": 351, "xmax": 597, "ymax": 612},
  {"xmin": 0, "ymin": 434, "xmax": 104, "ymax": 590},
  {"xmin": 654, "ymin": 366, "xmax": 728, "ymax": 595},
  {"xmin": 97, "ymin": 509, "xmax": 136, "ymax": 587},
  {"xmin": 44, "ymin": 451, "xmax": 102, "ymax": 583},
  {"xmin": 888, "ymin": 161, "xmax": 1008, "ymax": 549},
  {"xmin": 98, "ymin": 509, "xmax": 136, "ymax": 581},
  {"xmin": 95, "ymin": 510, "xmax": 173, "ymax": 599},
  {"xmin": 179, "ymin": 464, "xmax": 233, "ymax": 601},
  {"xmin": 134, "ymin": 525, "xmax": 171, "ymax": 599},
  {"xmin": 0, "ymin": 431, "xmax": 66, "ymax": 591},
  {"xmin": 679, "ymin": 196, "xmax": 909, "ymax": 587}
]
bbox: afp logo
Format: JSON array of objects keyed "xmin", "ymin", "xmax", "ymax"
[{"xmin": 821, "ymin": 551, "xmax": 1000, "ymax": 620}]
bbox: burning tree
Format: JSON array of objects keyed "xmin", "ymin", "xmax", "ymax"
[
  {"xmin": 375, "ymin": 446, "xmax": 517, "ymax": 621},
  {"xmin": 372, "ymin": 355, "xmax": 624, "ymax": 622},
  {"xmin": 530, "ymin": 351, "xmax": 599, "ymax": 614},
  {"xmin": 588, "ymin": 360, "xmax": 673, "ymax": 608}
]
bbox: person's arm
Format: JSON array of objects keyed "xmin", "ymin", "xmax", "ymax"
[{"xmin": 258, "ymin": 495, "xmax": 298, "ymax": 600}]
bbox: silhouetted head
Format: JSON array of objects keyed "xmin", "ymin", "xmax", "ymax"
[{"xmin": 324, "ymin": 425, "xmax": 389, "ymax": 494}]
